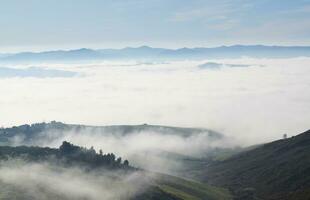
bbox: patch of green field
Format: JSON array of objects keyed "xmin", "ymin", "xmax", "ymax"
[{"xmin": 154, "ymin": 174, "xmax": 232, "ymax": 200}]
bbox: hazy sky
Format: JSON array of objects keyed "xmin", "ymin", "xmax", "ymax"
[{"xmin": 1, "ymin": 0, "xmax": 310, "ymax": 52}]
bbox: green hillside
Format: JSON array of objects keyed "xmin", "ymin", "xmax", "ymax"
[
  {"xmin": 153, "ymin": 174, "xmax": 232, "ymax": 200},
  {"xmin": 201, "ymin": 130, "xmax": 310, "ymax": 200}
]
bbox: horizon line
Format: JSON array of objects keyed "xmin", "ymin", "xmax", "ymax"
[{"xmin": 1, "ymin": 44, "xmax": 310, "ymax": 54}]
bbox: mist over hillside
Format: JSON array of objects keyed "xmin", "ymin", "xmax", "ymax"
[
  {"xmin": 0, "ymin": 121, "xmax": 234, "ymax": 176},
  {"xmin": 0, "ymin": 122, "xmax": 309, "ymax": 200},
  {"xmin": 2, "ymin": 0, "xmax": 310, "ymax": 199},
  {"xmin": 1, "ymin": 57, "xmax": 308, "ymax": 199},
  {"xmin": 0, "ymin": 141, "xmax": 233, "ymax": 200}
]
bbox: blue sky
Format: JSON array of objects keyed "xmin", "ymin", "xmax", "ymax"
[{"xmin": 1, "ymin": 0, "xmax": 310, "ymax": 52}]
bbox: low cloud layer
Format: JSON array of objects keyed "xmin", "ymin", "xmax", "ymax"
[
  {"xmin": 0, "ymin": 66, "xmax": 77, "ymax": 78},
  {"xmin": 198, "ymin": 62, "xmax": 254, "ymax": 69},
  {"xmin": 0, "ymin": 57, "xmax": 309, "ymax": 145}
]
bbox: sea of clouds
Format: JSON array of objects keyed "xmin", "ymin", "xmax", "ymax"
[{"xmin": 0, "ymin": 57, "xmax": 309, "ymax": 145}]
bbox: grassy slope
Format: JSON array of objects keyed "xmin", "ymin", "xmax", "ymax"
[
  {"xmin": 153, "ymin": 174, "xmax": 232, "ymax": 200},
  {"xmin": 202, "ymin": 130, "xmax": 310, "ymax": 200}
]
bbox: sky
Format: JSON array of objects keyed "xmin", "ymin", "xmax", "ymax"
[{"xmin": 1, "ymin": 0, "xmax": 310, "ymax": 52}]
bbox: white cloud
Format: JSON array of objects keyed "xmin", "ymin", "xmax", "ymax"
[{"xmin": 0, "ymin": 58, "xmax": 309, "ymax": 145}]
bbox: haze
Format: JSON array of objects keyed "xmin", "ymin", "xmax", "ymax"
[{"xmin": 0, "ymin": 57, "xmax": 309, "ymax": 144}]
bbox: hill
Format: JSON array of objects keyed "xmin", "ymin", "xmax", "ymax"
[
  {"xmin": 0, "ymin": 121, "xmax": 222, "ymax": 146},
  {"xmin": 201, "ymin": 130, "xmax": 310, "ymax": 200},
  {"xmin": 0, "ymin": 121, "xmax": 227, "ymax": 179},
  {"xmin": 0, "ymin": 142, "xmax": 232, "ymax": 200}
]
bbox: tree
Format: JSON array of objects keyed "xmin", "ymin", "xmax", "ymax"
[
  {"xmin": 123, "ymin": 160, "xmax": 129, "ymax": 167},
  {"xmin": 59, "ymin": 141, "xmax": 73, "ymax": 154},
  {"xmin": 89, "ymin": 146, "xmax": 96, "ymax": 155},
  {"xmin": 110, "ymin": 153, "xmax": 116, "ymax": 161},
  {"xmin": 116, "ymin": 157, "xmax": 122, "ymax": 165}
]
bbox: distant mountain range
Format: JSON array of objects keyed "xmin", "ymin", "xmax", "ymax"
[
  {"xmin": 0, "ymin": 67, "xmax": 77, "ymax": 78},
  {"xmin": 1, "ymin": 45, "xmax": 310, "ymax": 63}
]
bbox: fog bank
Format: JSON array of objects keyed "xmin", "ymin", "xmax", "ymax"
[{"xmin": 0, "ymin": 57, "xmax": 310, "ymax": 144}]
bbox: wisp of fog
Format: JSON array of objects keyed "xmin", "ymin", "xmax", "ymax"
[{"xmin": 0, "ymin": 159, "xmax": 150, "ymax": 200}]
